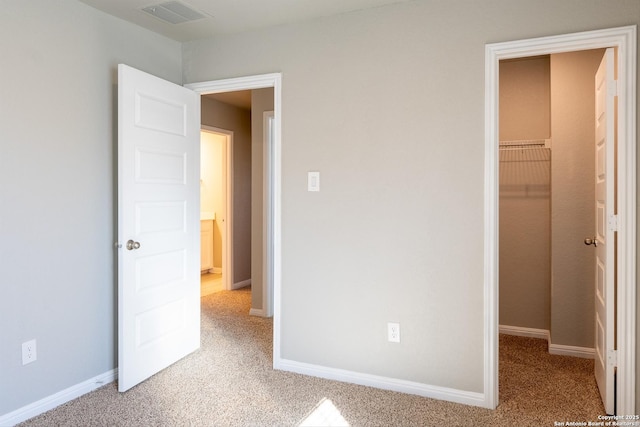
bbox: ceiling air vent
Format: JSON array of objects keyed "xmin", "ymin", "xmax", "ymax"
[{"xmin": 141, "ymin": 1, "xmax": 208, "ymax": 24}]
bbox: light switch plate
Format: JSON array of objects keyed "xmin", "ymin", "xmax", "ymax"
[{"xmin": 308, "ymin": 171, "xmax": 320, "ymax": 192}]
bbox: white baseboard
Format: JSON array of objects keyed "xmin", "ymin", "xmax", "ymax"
[
  {"xmin": 0, "ymin": 369, "xmax": 117, "ymax": 426},
  {"xmin": 211, "ymin": 267, "xmax": 222, "ymax": 274},
  {"xmin": 499, "ymin": 325, "xmax": 595, "ymax": 359},
  {"xmin": 249, "ymin": 308, "xmax": 266, "ymax": 317},
  {"xmin": 549, "ymin": 343, "xmax": 595, "ymax": 359},
  {"xmin": 499, "ymin": 325, "xmax": 550, "ymax": 341},
  {"xmin": 275, "ymin": 358, "xmax": 488, "ymax": 409},
  {"xmin": 232, "ymin": 279, "xmax": 251, "ymax": 290}
]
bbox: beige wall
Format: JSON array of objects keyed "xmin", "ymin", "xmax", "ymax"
[
  {"xmin": 500, "ymin": 56, "xmax": 551, "ymax": 141},
  {"xmin": 550, "ymin": 49, "xmax": 603, "ymax": 348},
  {"xmin": 251, "ymin": 88, "xmax": 275, "ymax": 311},
  {"xmin": 499, "ymin": 56, "xmax": 551, "ymax": 331},
  {"xmin": 0, "ymin": 0, "xmax": 183, "ymax": 415},
  {"xmin": 183, "ymin": 0, "xmax": 639, "ymax": 396},
  {"xmin": 201, "ymin": 97, "xmax": 252, "ymax": 284}
]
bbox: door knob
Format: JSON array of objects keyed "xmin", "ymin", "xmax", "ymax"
[
  {"xmin": 584, "ymin": 237, "xmax": 598, "ymax": 247},
  {"xmin": 126, "ymin": 240, "xmax": 141, "ymax": 250}
]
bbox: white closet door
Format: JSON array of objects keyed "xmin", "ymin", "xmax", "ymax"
[{"xmin": 593, "ymin": 47, "xmax": 616, "ymax": 415}]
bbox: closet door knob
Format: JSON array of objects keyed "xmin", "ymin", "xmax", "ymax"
[{"xmin": 584, "ymin": 237, "xmax": 598, "ymax": 247}]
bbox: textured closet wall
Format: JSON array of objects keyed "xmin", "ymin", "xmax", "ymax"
[
  {"xmin": 500, "ymin": 56, "xmax": 551, "ymax": 141},
  {"xmin": 499, "ymin": 57, "xmax": 551, "ymax": 331}
]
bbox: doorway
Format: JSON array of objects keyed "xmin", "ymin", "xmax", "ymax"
[
  {"xmin": 498, "ymin": 49, "xmax": 606, "ymax": 411},
  {"xmin": 187, "ymin": 73, "xmax": 281, "ymax": 323},
  {"xmin": 484, "ymin": 26, "xmax": 636, "ymax": 413},
  {"xmin": 499, "ymin": 50, "xmax": 607, "ymax": 350},
  {"xmin": 200, "ymin": 127, "xmax": 231, "ymax": 295}
]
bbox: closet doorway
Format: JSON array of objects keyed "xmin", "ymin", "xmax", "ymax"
[
  {"xmin": 498, "ymin": 50, "xmax": 603, "ymax": 410},
  {"xmin": 485, "ymin": 26, "xmax": 637, "ymax": 414},
  {"xmin": 498, "ymin": 51, "xmax": 604, "ymax": 354}
]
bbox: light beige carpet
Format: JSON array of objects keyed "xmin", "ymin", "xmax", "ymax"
[{"xmin": 18, "ymin": 288, "xmax": 605, "ymax": 426}]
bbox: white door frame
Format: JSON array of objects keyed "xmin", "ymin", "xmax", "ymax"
[
  {"xmin": 201, "ymin": 125, "xmax": 233, "ymax": 291},
  {"xmin": 484, "ymin": 26, "xmax": 636, "ymax": 412},
  {"xmin": 263, "ymin": 111, "xmax": 275, "ymax": 317},
  {"xmin": 185, "ymin": 73, "xmax": 282, "ymax": 361}
]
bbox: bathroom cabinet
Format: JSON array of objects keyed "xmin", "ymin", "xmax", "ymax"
[{"xmin": 200, "ymin": 220, "xmax": 213, "ymax": 271}]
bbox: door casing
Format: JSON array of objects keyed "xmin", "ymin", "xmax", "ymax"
[
  {"xmin": 484, "ymin": 26, "xmax": 637, "ymax": 412},
  {"xmin": 262, "ymin": 111, "xmax": 275, "ymax": 317}
]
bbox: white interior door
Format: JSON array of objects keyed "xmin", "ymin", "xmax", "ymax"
[
  {"xmin": 593, "ymin": 47, "xmax": 616, "ymax": 415},
  {"xmin": 117, "ymin": 64, "xmax": 200, "ymax": 392}
]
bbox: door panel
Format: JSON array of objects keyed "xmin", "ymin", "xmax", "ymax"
[
  {"xmin": 593, "ymin": 47, "xmax": 616, "ymax": 415},
  {"xmin": 118, "ymin": 64, "xmax": 200, "ymax": 392}
]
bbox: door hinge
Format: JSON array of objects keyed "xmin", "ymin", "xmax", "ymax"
[
  {"xmin": 608, "ymin": 349, "xmax": 618, "ymax": 367},
  {"xmin": 608, "ymin": 214, "xmax": 618, "ymax": 232}
]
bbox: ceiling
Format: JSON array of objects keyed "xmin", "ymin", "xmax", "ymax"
[
  {"xmin": 205, "ymin": 90, "xmax": 253, "ymax": 110},
  {"xmin": 78, "ymin": 0, "xmax": 412, "ymax": 43}
]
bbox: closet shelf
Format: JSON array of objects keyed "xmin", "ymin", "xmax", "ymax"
[{"xmin": 499, "ymin": 139, "xmax": 551, "ymax": 149}]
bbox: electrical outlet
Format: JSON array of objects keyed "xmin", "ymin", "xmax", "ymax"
[
  {"xmin": 22, "ymin": 339, "xmax": 37, "ymax": 365},
  {"xmin": 388, "ymin": 322, "xmax": 400, "ymax": 343}
]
